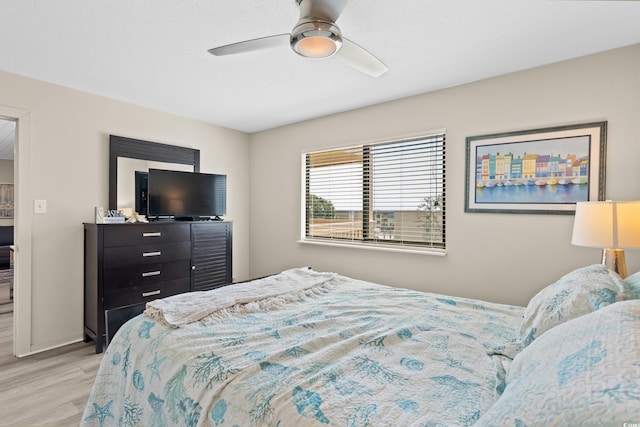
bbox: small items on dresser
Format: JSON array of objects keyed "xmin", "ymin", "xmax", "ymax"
[{"xmin": 95, "ymin": 207, "xmax": 126, "ymax": 224}]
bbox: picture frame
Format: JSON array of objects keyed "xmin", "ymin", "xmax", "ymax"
[
  {"xmin": 0, "ymin": 183, "xmax": 14, "ymax": 218},
  {"xmin": 465, "ymin": 121, "xmax": 607, "ymax": 214}
]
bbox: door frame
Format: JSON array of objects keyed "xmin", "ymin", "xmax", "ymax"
[{"xmin": 0, "ymin": 105, "xmax": 32, "ymax": 357}]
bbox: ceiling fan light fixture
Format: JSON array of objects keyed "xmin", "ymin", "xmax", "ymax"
[{"xmin": 290, "ymin": 21, "xmax": 342, "ymax": 58}]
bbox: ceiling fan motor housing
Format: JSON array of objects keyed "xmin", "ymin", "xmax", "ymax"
[{"xmin": 290, "ymin": 21, "xmax": 343, "ymax": 58}]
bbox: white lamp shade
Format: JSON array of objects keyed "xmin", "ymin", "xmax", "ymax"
[{"xmin": 572, "ymin": 201, "xmax": 640, "ymax": 249}]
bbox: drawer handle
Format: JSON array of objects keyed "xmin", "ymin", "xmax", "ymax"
[
  {"xmin": 142, "ymin": 290, "xmax": 161, "ymax": 297},
  {"xmin": 142, "ymin": 232, "xmax": 162, "ymax": 237},
  {"xmin": 143, "ymin": 251, "xmax": 162, "ymax": 257},
  {"xmin": 142, "ymin": 271, "xmax": 161, "ymax": 277}
]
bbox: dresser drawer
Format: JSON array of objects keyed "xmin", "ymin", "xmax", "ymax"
[
  {"xmin": 103, "ymin": 224, "xmax": 190, "ymax": 247},
  {"xmin": 104, "ymin": 260, "xmax": 191, "ymax": 289},
  {"xmin": 105, "ymin": 303, "xmax": 146, "ymax": 346},
  {"xmin": 103, "ymin": 278, "xmax": 190, "ymax": 309},
  {"xmin": 104, "ymin": 241, "xmax": 191, "ymax": 268}
]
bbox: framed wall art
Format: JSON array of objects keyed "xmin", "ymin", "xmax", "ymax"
[
  {"xmin": 465, "ymin": 121, "xmax": 607, "ymax": 214},
  {"xmin": 0, "ymin": 183, "xmax": 14, "ymax": 218}
]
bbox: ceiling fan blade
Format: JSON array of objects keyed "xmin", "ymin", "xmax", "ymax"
[
  {"xmin": 336, "ymin": 38, "xmax": 388, "ymax": 77},
  {"xmin": 299, "ymin": 0, "xmax": 348, "ymax": 23},
  {"xmin": 208, "ymin": 34, "xmax": 289, "ymax": 56}
]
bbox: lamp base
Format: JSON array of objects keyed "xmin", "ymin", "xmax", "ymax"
[{"xmin": 602, "ymin": 248, "xmax": 627, "ymax": 279}]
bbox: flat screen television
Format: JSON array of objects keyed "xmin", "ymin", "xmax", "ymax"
[{"xmin": 146, "ymin": 168, "xmax": 226, "ymax": 220}]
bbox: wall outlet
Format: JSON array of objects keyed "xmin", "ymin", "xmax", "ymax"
[{"xmin": 34, "ymin": 199, "xmax": 47, "ymax": 214}]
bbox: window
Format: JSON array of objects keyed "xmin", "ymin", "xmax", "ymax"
[{"xmin": 303, "ymin": 131, "xmax": 445, "ymax": 251}]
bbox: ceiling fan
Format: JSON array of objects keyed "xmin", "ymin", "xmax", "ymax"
[{"xmin": 208, "ymin": 0, "xmax": 388, "ymax": 77}]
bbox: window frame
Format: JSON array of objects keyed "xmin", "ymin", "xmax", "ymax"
[{"xmin": 300, "ymin": 130, "xmax": 446, "ymax": 255}]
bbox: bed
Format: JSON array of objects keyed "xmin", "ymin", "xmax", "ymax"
[{"xmin": 82, "ymin": 265, "xmax": 640, "ymax": 426}]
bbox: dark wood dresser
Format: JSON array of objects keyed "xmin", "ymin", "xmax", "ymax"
[{"xmin": 84, "ymin": 221, "xmax": 232, "ymax": 353}]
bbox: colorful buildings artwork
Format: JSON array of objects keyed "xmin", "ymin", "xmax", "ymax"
[
  {"xmin": 522, "ymin": 153, "xmax": 538, "ymax": 179},
  {"xmin": 476, "ymin": 152, "xmax": 588, "ymax": 185}
]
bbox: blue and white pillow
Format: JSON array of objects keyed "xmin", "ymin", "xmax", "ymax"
[
  {"xmin": 475, "ymin": 299, "xmax": 640, "ymax": 426},
  {"xmin": 519, "ymin": 264, "xmax": 633, "ymax": 347}
]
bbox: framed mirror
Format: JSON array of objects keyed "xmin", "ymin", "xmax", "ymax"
[{"xmin": 109, "ymin": 135, "xmax": 200, "ymax": 210}]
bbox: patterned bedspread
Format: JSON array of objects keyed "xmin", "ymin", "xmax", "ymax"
[{"xmin": 82, "ymin": 270, "xmax": 524, "ymax": 427}]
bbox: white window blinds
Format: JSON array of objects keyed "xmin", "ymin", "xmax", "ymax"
[{"xmin": 304, "ymin": 132, "xmax": 445, "ymax": 249}]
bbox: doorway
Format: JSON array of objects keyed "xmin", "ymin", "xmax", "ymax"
[
  {"xmin": 0, "ymin": 105, "xmax": 32, "ymax": 358},
  {"xmin": 0, "ymin": 118, "xmax": 14, "ymax": 311}
]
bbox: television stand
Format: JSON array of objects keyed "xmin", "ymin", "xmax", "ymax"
[{"xmin": 174, "ymin": 216, "xmax": 196, "ymax": 221}]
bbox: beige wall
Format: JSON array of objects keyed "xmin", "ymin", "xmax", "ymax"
[
  {"xmin": 250, "ymin": 44, "xmax": 640, "ymax": 307},
  {"xmin": 0, "ymin": 70, "xmax": 251, "ymax": 353},
  {"xmin": 0, "ymin": 159, "xmax": 14, "ymax": 182}
]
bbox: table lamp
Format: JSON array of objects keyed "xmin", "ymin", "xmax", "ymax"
[{"xmin": 571, "ymin": 200, "xmax": 640, "ymax": 278}]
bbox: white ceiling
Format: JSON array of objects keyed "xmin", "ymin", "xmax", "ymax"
[{"xmin": 1, "ymin": 1, "xmax": 640, "ymax": 134}]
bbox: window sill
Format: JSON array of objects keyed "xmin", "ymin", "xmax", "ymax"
[{"xmin": 298, "ymin": 238, "xmax": 446, "ymax": 256}]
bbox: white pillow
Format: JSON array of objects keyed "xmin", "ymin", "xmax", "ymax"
[
  {"xmin": 519, "ymin": 264, "xmax": 632, "ymax": 347},
  {"xmin": 476, "ymin": 299, "xmax": 640, "ymax": 426}
]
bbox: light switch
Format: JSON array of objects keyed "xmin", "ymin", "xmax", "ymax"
[{"xmin": 34, "ymin": 199, "xmax": 47, "ymax": 214}]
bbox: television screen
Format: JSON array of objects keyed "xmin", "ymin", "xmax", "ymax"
[{"xmin": 147, "ymin": 169, "xmax": 226, "ymax": 219}]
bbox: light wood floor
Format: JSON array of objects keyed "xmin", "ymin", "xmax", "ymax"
[
  {"xmin": 0, "ymin": 309, "xmax": 103, "ymax": 426},
  {"xmin": 0, "ymin": 267, "xmax": 13, "ymax": 306},
  {"xmin": 0, "ymin": 281, "xmax": 11, "ymax": 306}
]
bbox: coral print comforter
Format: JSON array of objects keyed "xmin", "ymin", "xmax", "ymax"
[{"xmin": 82, "ymin": 268, "xmax": 524, "ymax": 427}]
